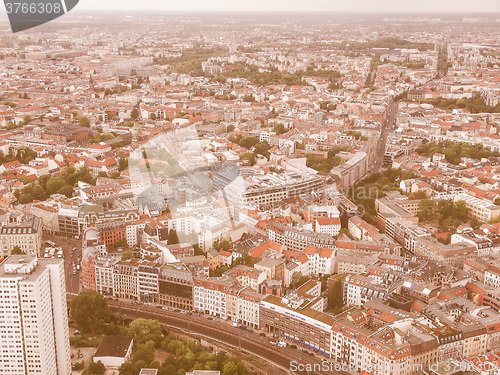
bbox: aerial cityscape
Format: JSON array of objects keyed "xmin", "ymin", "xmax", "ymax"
[{"xmin": 1, "ymin": 5, "xmax": 500, "ymax": 375}]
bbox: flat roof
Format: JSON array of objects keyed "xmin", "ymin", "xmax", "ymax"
[{"xmin": 94, "ymin": 336, "xmax": 133, "ymax": 358}]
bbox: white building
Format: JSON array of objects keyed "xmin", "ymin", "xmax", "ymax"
[
  {"xmin": 315, "ymin": 217, "xmax": 341, "ymax": 236},
  {"xmin": 484, "ymin": 267, "xmax": 500, "ymax": 289},
  {"xmin": 235, "ymin": 288, "xmax": 262, "ymax": 328},
  {"xmin": 0, "ymin": 217, "xmax": 42, "ymax": 257},
  {"xmin": 303, "ymin": 246, "xmax": 335, "ymax": 276},
  {"xmin": 95, "ymin": 257, "xmax": 116, "ymax": 295},
  {"xmin": 193, "ymin": 277, "xmax": 230, "ymax": 319},
  {"xmin": 343, "ymin": 274, "xmax": 372, "ymax": 306},
  {"xmin": 126, "ymin": 220, "xmax": 148, "ymax": 247},
  {"xmin": 0, "ymin": 255, "xmax": 71, "ymax": 375},
  {"xmin": 223, "ymin": 172, "xmax": 323, "ymax": 207},
  {"xmin": 453, "ymin": 193, "xmax": 500, "ymax": 222}
]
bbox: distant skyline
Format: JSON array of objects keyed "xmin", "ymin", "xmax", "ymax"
[{"xmin": 77, "ymin": 0, "xmax": 500, "ymax": 13}]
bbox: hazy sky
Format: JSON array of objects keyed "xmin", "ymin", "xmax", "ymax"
[{"xmin": 78, "ymin": 0, "xmax": 500, "ymax": 13}]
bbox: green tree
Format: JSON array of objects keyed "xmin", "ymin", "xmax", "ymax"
[
  {"xmin": 73, "ymin": 360, "xmax": 85, "ymax": 371},
  {"xmin": 495, "ymin": 197, "xmax": 500, "ymax": 206},
  {"xmin": 16, "ymin": 148, "xmax": 37, "ymax": 164},
  {"xmin": 79, "ymin": 116, "xmax": 91, "ymax": 127},
  {"xmin": 118, "ymin": 362, "xmax": 138, "ymax": 375},
  {"xmin": 129, "ymin": 319, "xmax": 163, "ymax": 346},
  {"xmin": 70, "ymin": 291, "xmax": 111, "ymax": 334},
  {"xmin": 454, "ymin": 200, "xmax": 470, "ymax": 221},
  {"xmin": 272, "ymin": 123, "xmax": 287, "ymax": 135},
  {"xmin": 38, "ymin": 174, "xmax": 51, "ymax": 190},
  {"xmin": 238, "ymin": 137, "xmax": 260, "ymax": 150},
  {"xmin": 213, "ymin": 239, "xmax": 232, "ymax": 252},
  {"xmin": 46, "ymin": 177, "xmax": 66, "ymax": 195},
  {"xmin": 419, "ymin": 199, "xmax": 438, "ymax": 222},
  {"xmin": 57, "ymin": 185, "xmax": 74, "ymax": 198},
  {"xmin": 118, "ymin": 158, "xmax": 128, "ymax": 171},
  {"xmin": 327, "ymin": 280, "xmax": 343, "ymax": 312},
  {"xmin": 82, "ymin": 360, "xmax": 106, "ymax": 375},
  {"xmin": 222, "ymin": 361, "xmax": 238, "ymax": 375},
  {"xmin": 18, "ymin": 194, "xmax": 33, "ymax": 204},
  {"xmin": 470, "ymin": 217, "xmax": 481, "ymax": 230},
  {"xmin": 239, "ymin": 152, "xmax": 256, "ymax": 166},
  {"xmin": 226, "ymin": 124, "xmax": 235, "ymax": 132},
  {"xmin": 133, "ymin": 341, "xmax": 155, "ymax": 365},
  {"xmin": 131, "ymin": 108, "xmax": 139, "ymax": 120},
  {"xmin": 32, "ymin": 184, "xmax": 47, "ymax": 200},
  {"xmin": 11, "ymin": 246, "xmax": 25, "ymax": 255},
  {"xmin": 167, "ymin": 229, "xmax": 179, "ymax": 245},
  {"xmin": 22, "ymin": 115, "xmax": 32, "ymax": 124},
  {"xmin": 121, "ymin": 249, "xmax": 133, "ymax": 260}
]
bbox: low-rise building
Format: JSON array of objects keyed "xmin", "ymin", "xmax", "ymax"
[{"xmin": 0, "ymin": 217, "xmax": 42, "ymax": 257}]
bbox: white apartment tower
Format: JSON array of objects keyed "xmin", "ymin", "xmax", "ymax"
[{"xmin": 0, "ymin": 255, "xmax": 71, "ymax": 375}]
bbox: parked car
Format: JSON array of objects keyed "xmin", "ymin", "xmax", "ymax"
[
  {"xmin": 239, "ymin": 325, "xmax": 247, "ymax": 330},
  {"xmin": 207, "ymin": 316, "xmax": 213, "ymax": 321},
  {"xmin": 231, "ymin": 322, "xmax": 238, "ymax": 327},
  {"xmin": 278, "ymin": 340, "xmax": 287, "ymax": 348}
]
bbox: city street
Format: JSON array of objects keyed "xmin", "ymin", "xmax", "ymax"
[
  {"xmin": 42, "ymin": 232, "xmax": 82, "ymax": 294},
  {"xmin": 372, "ymin": 99, "xmax": 398, "ymax": 175}
]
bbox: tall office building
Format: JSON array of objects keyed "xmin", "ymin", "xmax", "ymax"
[{"xmin": 0, "ymin": 255, "xmax": 71, "ymax": 375}]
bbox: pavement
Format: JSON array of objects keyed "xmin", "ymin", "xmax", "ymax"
[{"xmin": 69, "ymin": 327, "xmax": 97, "ymax": 374}]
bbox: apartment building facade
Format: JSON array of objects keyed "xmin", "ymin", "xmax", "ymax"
[{"xmin": 0, "ymin": 255, "xmax": 71, "ymax": 375}]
